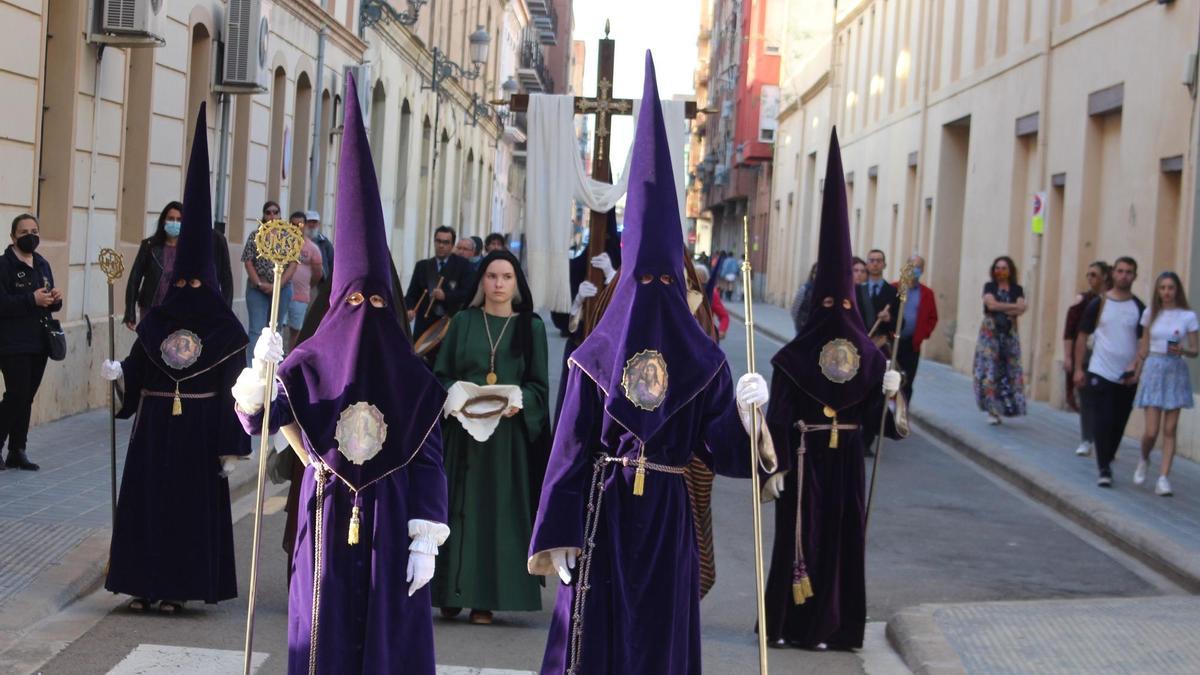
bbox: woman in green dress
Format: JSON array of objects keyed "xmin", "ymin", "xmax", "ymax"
[{"xmin": 432, "ymin": 250, "xmax": 550, "ymax": 624}]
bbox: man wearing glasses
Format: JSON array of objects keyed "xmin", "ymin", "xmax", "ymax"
[{"xmin": 405, "ymin": 226, "xmax": 472, "ymax": 339}]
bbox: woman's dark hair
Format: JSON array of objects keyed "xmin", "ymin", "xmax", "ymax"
[
  {"xmin": 990, "ymin": 255, "xmax": 1019, "ymax": 286},
  {"xmin": 289, "ymin": 210, "xmax": 308, "ymax": 222},
  {"xmin": 1149, "ymin": 271, "xmax": 1190, "ymax": 329},
  {"xmin": 484, "ymin": 232, "xmax": 506, "ymax": 248},
  {"xmin": 851, "ymin": 256, "xmax": 866, "ymax": 268},
  {"xmin": 262, "ymin": 200, "xmax": 282, "ymax": 218},
  {"xmin": 470, "ymin": 235, "xmax": 484, "ymax": 255},
  {"xmin": 10, "ymin": 213, "xmax": 37, "ymax": 237},
  {"xmin": 1087, "ymin": 260, "xmax": 1112, "ymax": 290},
  {"xmin": 151, "ymin": 201, "xmax": 184, "ymax": 246},
  {"xmin": 467, "ymin": 250, "xmax": 536, "ymax": 370}
]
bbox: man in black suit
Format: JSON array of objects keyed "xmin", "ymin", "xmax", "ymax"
[
  {"xmin": 404, "ymin": 225, "xmax": 472, "ymax": 339},
  {"xmin": 857, "ymin": 249, "xmax": 900, "ymax": 456}
]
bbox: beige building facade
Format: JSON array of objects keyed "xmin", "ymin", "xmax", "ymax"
[
  {"xmin": 768, "ymin": 0, "xmax": 1200, "ymax": 457},
  {"xmin": 0, "ymin": 0, "xmax": 568, "ymax": 426}
]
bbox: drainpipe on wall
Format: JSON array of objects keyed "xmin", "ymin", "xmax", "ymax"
[
  {"xmin": 308, "ymin": 28, "xmax": 327, "ymax": 212},
  {"xmin": 82, "ymin": 44, "xmax": 106, "ymax": 345},
  {"xmin": 214, "ymin": 92, "xmax": 231, "ymax": 235},
  {"xmin": 1187, "ymin": 5, "xmax": 1200, "ymax": 391}
]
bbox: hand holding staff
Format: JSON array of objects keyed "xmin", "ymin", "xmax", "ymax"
[
  {"xmin": 740, "ymin": 216, "xmax": 770, "ymax": 675},
  {"xmin": 243, "ymin": 219, "xmax": 304, "ymax": 675},
  {"xmin": 98, "ymin": 248, "xmax": 125, "ymax": 531}
]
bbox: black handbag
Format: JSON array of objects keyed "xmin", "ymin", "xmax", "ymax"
[{"xmin": 43, "ymin": 316, "xmax": 66, "ymax": 361}]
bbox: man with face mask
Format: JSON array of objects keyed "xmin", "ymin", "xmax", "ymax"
[
  {"xmin": 304, "ymin": 211, "xmax": 334, "ymax": 283},
  {"xmin": 99, "ymin": 104, "xmax": 251, "ymax": 613},
  {"xmin": 893, "ymin": 254, "xmax": 938, "ymax": 403}
]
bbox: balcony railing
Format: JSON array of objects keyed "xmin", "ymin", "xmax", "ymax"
[
  {"xmin": 516, "ymin": 31, "xmax": 554, "ymax": 93},
  {"xmin": 532, "ymin": 2, "xmax": 557, "ymax": 45}
]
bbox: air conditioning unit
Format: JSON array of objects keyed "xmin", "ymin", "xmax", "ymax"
[
  {"xmin": 219, "ymin": 0, "xmax": 270, "ymax": 90},
  {"xmin": 91, "ymin": 0, "xmax": 165, "ymax": 44}
]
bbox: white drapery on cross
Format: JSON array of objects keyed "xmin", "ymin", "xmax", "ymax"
[{"xmin": 525, "ymin": 94, "xmax": 689, "ymax": 313}]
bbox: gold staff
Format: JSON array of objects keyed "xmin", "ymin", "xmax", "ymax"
[
  {"xmin": 243, "ymin": 219, "xmax": 304, "ymax": 675},
  {"xmin": 98, "ymin": 248, "xmax": 125, "ymax": 530},
  {"xmin": 740, "ymin": 215, "xmax": 770, "ymax": 675},
  {"xmin": 864, "ymin": 260, "xmax": 915, "ymax": 533}
]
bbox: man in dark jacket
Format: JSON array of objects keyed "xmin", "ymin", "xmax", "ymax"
[{"xmin": 404, "ymin": 226, "xmax": 472, "ymax": 339}]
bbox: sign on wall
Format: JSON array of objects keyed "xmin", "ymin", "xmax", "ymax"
[{"xmin": 1031, "ymin": 191, "xmax": 1047, "ymax": 235}]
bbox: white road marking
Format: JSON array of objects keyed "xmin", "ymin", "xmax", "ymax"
[{"xmin": 108, "ymin": 644, "xmax": 268, "ymax": 673}]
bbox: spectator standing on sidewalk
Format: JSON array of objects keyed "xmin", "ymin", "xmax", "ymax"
[
  {"xmin": 303, "ymin": 211, "xmax": 334, "ymax": 282},
  {"xmin": 790, "ymin": 263, "xmax": 818, "ymax": 335},
  {"xmin": 852, "ymin": 256, "xmax": 868, "ymax": 286},
  {"xmin": 1074, "ymin": 256, "xmax": 1144, "ymax": 487},
  {"xmin": 694, "ymin": 264, "xmax": 729, "ymax": 339},
  {"xmin": 1063, "ymin": 261, "xmax": 1111, "ymax": 457},
  {"xmin": 1133, "ymin": 271, "xmax": 1198, "ymax": 496},
  {"xmin": 0, "ymin": 213, "xmax": 62, "ymax": 471},
  {"xmin": 894, "ymin": 254, "xmax": 939, "ymax": 403},
  {"xmin": 242, "ymin": 201, "xmax": 298, "ymax": 363},
  {"xmin": 973, "ymin": 255, "xmax": 1027, "ymax": 424},
  {"xmin": 285, "ymin": 211, "xmax": 324, "ymax": 349}
]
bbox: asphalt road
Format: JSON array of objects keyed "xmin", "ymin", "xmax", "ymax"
[{"xmin": 33, "ymin": 319, "xmax": 1163, "ymax": 674}]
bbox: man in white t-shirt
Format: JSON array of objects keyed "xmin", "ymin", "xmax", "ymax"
[{"xmin": 1073, "ymin": 256, "xmax": 1145, "ymax": 487}]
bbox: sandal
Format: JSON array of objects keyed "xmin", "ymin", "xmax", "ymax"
[
  {"xmin": 158, "ymin": 600, "xmax": 184, "ymax": 615},
  {"xmin": 468, "ymin": 609, "xmax": 493, "ymax": 625},
  {"xmin": 128, "ymin": 597, "xmax": 151, "ymax": 612}
]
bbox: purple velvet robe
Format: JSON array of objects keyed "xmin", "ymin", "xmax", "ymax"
[
  {"xmin": 530, "ymin": 362, "xmax": 755, "ymax": 675},
  {"xmin": 106, "ymin": 342, "xmax": 248, "ymax": 603},
  {"xmin": 239, "ymin": 388, "xmax": 447, "ymax": 674}
]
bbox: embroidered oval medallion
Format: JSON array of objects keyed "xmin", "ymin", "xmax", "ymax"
[
  {"xmin": 335, "ymin": 402, "xmax": 389, "ymax": 465},
  {"xmin": 819, "ymin": 338, "xmax": 860, "ymax": 384},
  {"xmin": 160, "ymin": 329, "xmax": 203, "ymax": 370},
  {"xmin": 621, "ymin": 350, "xmax": 669, "ymax": 411}
]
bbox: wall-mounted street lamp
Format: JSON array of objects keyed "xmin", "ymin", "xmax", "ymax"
[{"xmin": 359, "ymin": 0, "xmax": 427, "ymax": 35}]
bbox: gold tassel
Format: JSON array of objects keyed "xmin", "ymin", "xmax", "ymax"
[
  {"xmin": 171, "ymin": 384, "xmax": 182, "ymax": 416},
  {"xmin": 633, "ymin": 457, "xmax": 646, "ymax": 497},
  {"xmin": 829, "ymin": 417, "xmax": 838, "ymax": 449},
  {"xmin": 348, "ymin": 505, "xmax": 360, "ymax": 545},
  {"xmin": 792, "ymin": 576, "xmax": 814, "ymax": 605}
]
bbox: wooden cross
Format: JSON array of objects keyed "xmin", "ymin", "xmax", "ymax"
[{"xmin": 509, "ymin": 21, "xmax": 697, "ymax": 298}]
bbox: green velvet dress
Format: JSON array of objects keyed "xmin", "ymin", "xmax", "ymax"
[{"xmin": 431, "ymin": 308, "xmax": 549, "ymax": 611}]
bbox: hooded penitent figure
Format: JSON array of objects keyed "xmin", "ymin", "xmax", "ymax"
[
  {"xmin": 233, "ymin": 73, "xmax": 449, "ymax": 674},
  {"xmin": 528, "ymin": 52, "xmax": 775, "ymax": 675},
  {"xmin": 102, "ymin": 103, "xmax": 250, "ymax": 610},
  {"xmin": 762, "ymin": 128, "xmax": 893, "ymax": 650},
  {"xmin": 430, "ymin": 250, "xmax": 550, "ymax": 622}
]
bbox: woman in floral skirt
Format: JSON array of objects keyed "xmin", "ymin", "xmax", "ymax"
[{"xmin": 973, "ymin": 256, "xmax": 1027, "ymax": 424}]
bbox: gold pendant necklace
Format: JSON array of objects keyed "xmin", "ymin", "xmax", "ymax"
[{"xmin": 482, "ymin": 308, "xmax": 515, "ymax": 385}]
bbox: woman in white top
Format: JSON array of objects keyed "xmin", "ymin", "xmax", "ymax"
[{"xmin": 1134, "ymin": 271, "xmax": 1199, "ymax": 496}]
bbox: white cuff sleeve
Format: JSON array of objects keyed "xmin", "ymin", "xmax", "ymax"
[{"xmin": 408, "ymin": 518, "xmax": 450, "ymax": 553}]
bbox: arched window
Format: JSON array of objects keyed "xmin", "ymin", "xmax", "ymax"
[
  {"xmin": 185, "ymin": 23, "xmax": 214, "ymax": 166},
  {"xmin": 417, "ymin": 116, "xmax": 432, "ymax": 255},
  {"xmin": 394, "ymin": 99, "xmax": 413, "ymax": 232},
  {"xmin": 314, "ymin": 88, "xmax": 333, "ymax": 216},
  {"xmin": 291, "ymin": 71, "xmax": 314, "ymax": 209},
  {"xmin": 369, "ymin": 80, "xmax": 388, "ymax": 184},
  {"xmin": 267, "ymin": 67, "xmax": 287, "ymax": 202},
  {"xmin": 119, "ymin": 47, "xmax": 155, "ymax": 243}
]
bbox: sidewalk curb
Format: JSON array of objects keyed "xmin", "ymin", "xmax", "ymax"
[
  {"xmin": 885, "ymin": 606, "xmax": 966, "ymax": 675},
  {"xmin": 910, "ymin": 412, "xmax": 1200, "ymax": 593},
  {"xmin": 0, "ymin": 462, "xmax": 261, "ymax": 661}
]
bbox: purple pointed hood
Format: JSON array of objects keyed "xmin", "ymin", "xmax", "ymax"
[
  {"xmin": 135, "ymin": 102, "xmax": 247, "ymax": 376},
  {"xmin": 772, "ymin": 128, "xmax": 885, "ymax": 411},
  {"xmin": 570, "ymin": 52, "xmax": 726, "ymax": 443},
  {"xmin": 276, "ymin": 72, "xmax": 445, "ymax": 491}
]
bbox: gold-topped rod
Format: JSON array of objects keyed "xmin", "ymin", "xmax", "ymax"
[
  {"xmin": 243, "ymin": 219, "xmax": 304, "ymax": 675},
  {"xmin": 740, "ymin": 215, "xmax": 770, "ymax": 675},
  {"xmin": 864, "ymin": 260, "xmax": 915, "ymax": 534},
  {"xmin": 98, "ymin": 248, "xmax": 125, "ymax": 530}
]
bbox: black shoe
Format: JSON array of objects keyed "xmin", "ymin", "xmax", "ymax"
[{"xmin": 5, "ymin": 450, "xmax": 39, "ymax": 471}]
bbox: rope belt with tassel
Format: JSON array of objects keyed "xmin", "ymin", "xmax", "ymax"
[
  {"xmin": 307, "ymin": 464, "xmax": 328, "ymax": 675},
  {"xmin": 566, "ymin": 454, "xmax": 687, "ymax": 675},
  {"xmin": 141, "ymin": 389, "xmax": 216, "ymax": 416},
  {"xmin": 788, "ymin": 420, "xmax": 859, "ymax": 605}
]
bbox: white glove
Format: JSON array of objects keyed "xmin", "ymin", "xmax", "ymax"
[
  {"xmin": 231, "ymin": 367, "xmax": 276, "ymax": 415},
  {"xmin": 761, "ymin": 472, "xmax": 786, "ymax": 502},
  {"xmin": 219, "ymin": 456, "xmax": 239, "ymax": 477},
  {"xmin": 550, "ymin": 547, "xmax": 578, "ymax": 585},
  {"xmin": 591, "ymin": 253, "xmax": 617, "ymax": 285},
  {"xmin": 100, "ymin": 359, "xmax": 123, "ymax": 381},
  {"xmin": 570, "ymin": 281, "xmax": 599, "ymax": 315},
  {"xmin": 883, "ymin": 370, "xmax": 901, "ymax": 397},
  {"xmin": 253, "ymin": 328, "xmax": 285, "ymax": 366},
  {"xmin": 406, "ymin": 550, "xmax": 435, "ymax": 596},
  {"xmin": 736, "ymin": 373, "xmax": 769, "ymax": 435}
]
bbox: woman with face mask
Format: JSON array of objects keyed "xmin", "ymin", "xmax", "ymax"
[
  {"xmin": 123, "ymin": 201, "xmax": 235, "ymax": 329},
  {"xmin": 0, "ymin": 213, "xmax": 62, "ymax": 471}
]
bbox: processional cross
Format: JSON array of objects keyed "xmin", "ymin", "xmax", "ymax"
[{"xmin": 509, "ymin": 20, "xmax": 696, "ymax": 310}]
